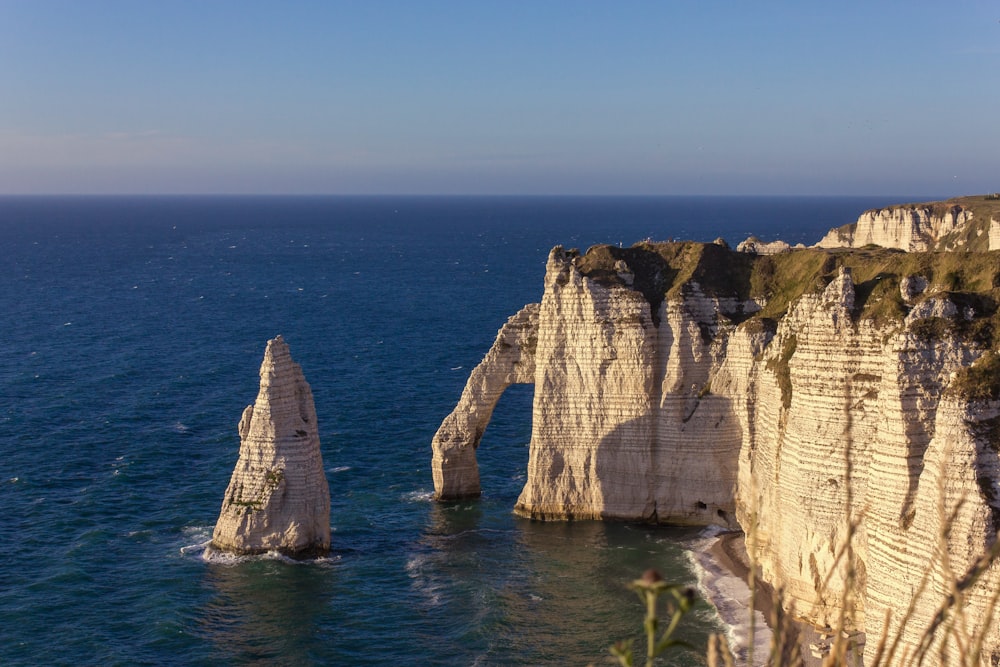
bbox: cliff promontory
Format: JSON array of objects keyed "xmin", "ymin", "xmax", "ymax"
[
  {"xmin": 816, "ymin": 194, "xmax": 1000, "ymax": 252},
  {"xmin": 211, "ymin": 336, "xmax": 331, "ymax": 558},
  {"xmin": 433, "ymin": 237, "xmax": 1000, "ymax": 664}
]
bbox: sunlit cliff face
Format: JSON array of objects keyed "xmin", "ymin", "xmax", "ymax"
[
  {"xmin": 434, "ymin": 236, "xmax": 1000, "ymax": 665},
  {"xmin": 212, "ymin": 336, "xmax": 331, "ymax": 558}
]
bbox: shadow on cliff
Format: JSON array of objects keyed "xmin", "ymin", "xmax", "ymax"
[
  {"xmin": 588, "ymin": 411, "xmax": 658, "ymax": 521},
  {"xmin": 592, "ymin": 392, "xmax": 742, "ymax": 526},
  {"xmin": 475, "ymin": 377, "xmax": 743, "ymax": 527}
]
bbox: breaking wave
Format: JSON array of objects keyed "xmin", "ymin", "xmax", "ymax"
[{"xmin": 686, "ymin": 527, "xmax": 772, "ymax": 666}]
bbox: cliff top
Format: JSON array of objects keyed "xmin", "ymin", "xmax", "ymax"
[
  {"xmin": 576, "ymin": 241, "xmax": 754, "ymax": 316},
  {"xmin": 871, "ymin": 194, "xmax": 1000, "ymax": 221},
  {"xmin": 575, "ymin": 240, "xmax": 1000, "ymax": 344}
]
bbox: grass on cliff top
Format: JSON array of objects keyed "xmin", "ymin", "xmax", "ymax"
[
  {"xmin": 877, "ymin": 194, "xmax": 1000, "ymax": 222},
  {"xmin": 576, "ymin": 241, "xmax": 1000, "ymax": 343},
  {"xmin": 576, "ymin": 241, "xmax": 755, "ymax": 319},
  {"xmin": 758, "ymin": 245, "xmax": 1000, "ymax": 325}
]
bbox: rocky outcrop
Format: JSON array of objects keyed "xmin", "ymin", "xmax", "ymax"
[
  {"xmin": 433, "ymin": 244, "xmax": 761, "ymax": 523},
  {"xmin": 514, "ymin": 247, "xmax": 665, "ymax": 521},
  {"xmin": 736, "ymin": 237, "xmax": 792, "ymax": 255},
  {"xmin": 434, "ymin": 240, "xmax": 1000, "ymax": 664},
  {"xmin": 211, "ymin": 336, "xmax": 330, "ymax": 557},
  {"xmin": 990, "ymin": 219, "xmax": 1000, "ymax": 251}
]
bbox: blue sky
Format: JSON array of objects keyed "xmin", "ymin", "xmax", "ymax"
[{"xmin": 1, "ymin": 1, "xmax": 997, "ymax": 195}]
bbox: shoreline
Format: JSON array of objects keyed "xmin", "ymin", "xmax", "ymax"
[{"xmin": 700, "ymin": 531, "xmax": 865, "ymax": 666}]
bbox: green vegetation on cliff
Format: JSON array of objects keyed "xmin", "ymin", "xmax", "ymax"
[
  {"xmin": 575, "ymin": 240, "xmax": 1000, "ymax": 346},
  {"xmin": 949, "ymin": 350, "xmax": 1000, "ymax": 402},
  {"xmin": 882, "ymin": 194, "xmax": 1000, "ymax": 227},
  {"xmin": 576, "ymin": 241, "xmax": 755, "ymax": 322},
  {"xmin": 764, "ymin": 245, "xmax": 1000, "ymax": 329}
]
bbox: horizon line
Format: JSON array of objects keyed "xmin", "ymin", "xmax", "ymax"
[{"xmin": 0, "ymin": 192, "xmax": 955, "ymax": 199}]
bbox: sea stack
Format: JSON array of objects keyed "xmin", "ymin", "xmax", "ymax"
[{"xmin": 211, "ymin": 336, "xmax": 331, "ymax": 557}]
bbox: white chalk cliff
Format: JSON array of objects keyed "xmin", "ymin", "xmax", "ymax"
[
  {"xmin": 433, "ymin": 239, "xmax": 1000, "ymax": 665},
  {"xmin": 212, "ymin": 336, "xmax": 331, "ymax": 557},
  {"xmin": 512, "ymin": 245, "xmax": 756, "ymax": 524},
  {"xmin": 816, "ymin": 196, "xmax": 1000, "ymax": 252}
]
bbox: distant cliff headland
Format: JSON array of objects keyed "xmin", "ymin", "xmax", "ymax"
[
  {"xmin": 817, "ymin": 194, "xmax": 1000, "ymax": 252},
  {"xmin": 432, "ymin": 195, "xmax": 1000, "ymax": 665}
]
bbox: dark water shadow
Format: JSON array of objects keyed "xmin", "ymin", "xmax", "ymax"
[{"xmin": 196, "ymin": 559, "xmax": 337, "ymax": 665}]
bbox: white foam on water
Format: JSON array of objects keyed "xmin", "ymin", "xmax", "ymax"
[
  {"xmin": 180, "ymin": 539, "xmax": 214, "ymax": 556},
  {"xmin": 328, "ymin": 466, "xmax": 351, "ymax": 473},
  {"xmin": 405, "ymin": 552, "xmax": 444, "ymax": 606},
  {"xmin": 182, "ymin": 525, "xmax": 212, "ymax": 539},
  {"xmin": 401, "ymin": 490, "xmax": 434, "ymax": 503},
  {"xmin": 312, "ymin": 554, "xmax": 342, "ymax": 566},
  {"xmin": 192, "ymin": 543, "xmax": 341, "ymax": 566},
  {"xmin": 199, "ymin": 547, "xmax": 249, "ymax": 564},
  {"xmin": 181, "ymin": 527, "xmax": 340, "ymax": 566},
  {"xmin": 686, "ymin": 529, "xmax": 772, "ymax": 667},
  {"xmin": 178, "ymin": 525, "xmax": 214, "ymax": 556}
]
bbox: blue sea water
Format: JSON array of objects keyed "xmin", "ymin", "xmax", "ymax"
[{"xmin": 0, "ymin": 195, "xmax": 897, "ymax": 666}]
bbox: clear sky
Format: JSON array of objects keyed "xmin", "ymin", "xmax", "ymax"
[{"xmin": 1, "ymin": 1, "xmax": 997, "ymax": 196}]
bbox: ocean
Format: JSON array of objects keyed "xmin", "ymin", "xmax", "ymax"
[{"xmin": 0, "ymin": 195, "xmax": 897, "ymax": 666}]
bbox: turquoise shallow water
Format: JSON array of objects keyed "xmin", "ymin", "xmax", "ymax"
[{"xmin": 0, "ymin": 196, "xmax": 895, "ymax": 665}]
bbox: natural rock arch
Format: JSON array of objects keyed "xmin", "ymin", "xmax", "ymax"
[{"xmin": 431, "ymin": 304, "xmax": 539, "ymax": 500}]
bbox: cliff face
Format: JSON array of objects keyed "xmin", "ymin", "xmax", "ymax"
[
  {"xmin": 433, "ymin": 241, "xmax": 1000, "ymax": 664},
  {"xmin": 437, "ymin": 245, "xmax": 755, "ymax": 526},
  {"xmin": 514, "ymin": 246, "xmax": 660, "ymax": 521},
  {"xmin": 730, "ymin": 268, "xmax": 883, "ymax": 629},
  {"xmin": 865, "ymin": 393, "xmax": 1000, "ymax": 665},
  {"xmin": 430, "ymin": 242, "xmax": 790, "ymax": 526},
  {"xmin": 212, "ymin": 336, "xmax": 331, "ymax": 557},
  {"xmin": 816, "ymin": 196, "xmax": 1000, "ymax": 252},
  {"xmin": 817, "ymin": 206, "xmax": 973, "ymax": 251}
]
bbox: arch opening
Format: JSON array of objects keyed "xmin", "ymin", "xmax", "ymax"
[
  {"xmin": 475, "ymin": 384, "xmax": 534, "ymax": 504},
  {"xmin": 430, "ymin": 303, "xmax": 540, "ymax": 501}
]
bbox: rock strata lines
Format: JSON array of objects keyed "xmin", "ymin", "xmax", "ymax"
[
  {"xmin": 211, "ymin": 336, "xmax": 330, "ymax": 557},
  {"xmin": 434, "ymin": 237, "xmax": 1000, "ymax": 665}
]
